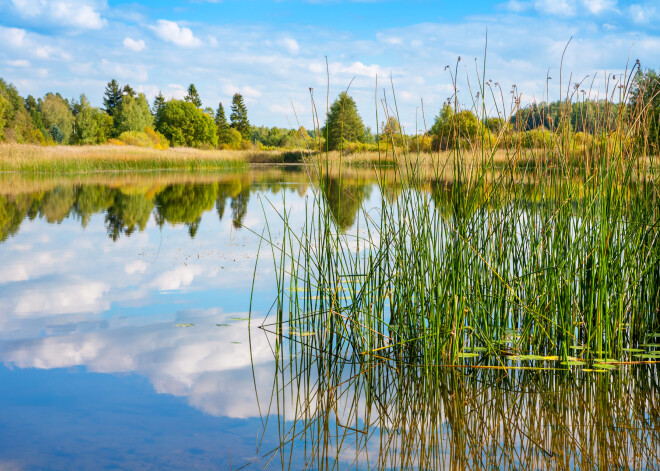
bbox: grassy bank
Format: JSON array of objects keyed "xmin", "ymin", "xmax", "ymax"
[{"xmin": 0, "ymin": 144, "xmax": 313, "ymax": 173}]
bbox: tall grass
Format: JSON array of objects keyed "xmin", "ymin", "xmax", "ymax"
[{"xmin": 249, "ymin": 55, "xmax": 660, "ymax": 469}]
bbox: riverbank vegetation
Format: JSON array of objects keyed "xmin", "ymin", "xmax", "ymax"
[
  {"xmin": 1, "ymin": 66, "xmax": 658, "ymax": 170},
  {"xmin": 254, "ymin": 58, "xmax": 660, "ymax": 383}
]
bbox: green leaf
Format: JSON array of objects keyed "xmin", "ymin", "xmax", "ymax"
[{"xmin": 175, "ymin": 323, "xmax": 195, "ymax": 327}]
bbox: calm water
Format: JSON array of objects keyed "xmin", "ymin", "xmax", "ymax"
[{"xmin": 0, "ymin": 168, "xmax": 658, "ymax": 470}]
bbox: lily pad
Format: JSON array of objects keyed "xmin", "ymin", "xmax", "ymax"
[
  {"xmin": 175, "ymin": 323, "xmax": 195, "ymax": 327},
  {"xmin": 622, "ymin": 348, "xmax": 645, "ymax": 352},
  {"xmin": 291, "ymin": 331, "xmax": 316, "ymax": 337},
  {"xmin": 592, "ymin": 362, "xmax": 617, "ymax": 370},
  {"xmin": 561, "ymin": 360, "xmax": 587, "ymax": 366},
  {"xmin": 594, "ymin": 358, "xmax": 619, "ymax": 363},
  {"xmin": 583, "ymin": 369, "xmax": 609, "ymax": 373},
  {"xmin": 634, "ymin": 353, "xmax": 660, "ymax": 359},
  {"xmin": 464, "ymin": 347, "xmax": 488, "ymax": 352},
  {"xmin": 457, "ymin": 352, "xmax": 480, "ymax": 358}
]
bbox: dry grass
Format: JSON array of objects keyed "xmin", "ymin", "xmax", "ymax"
[{"xmin": 0, "ymin": 144, "xmax": 303, "ymax": 172}]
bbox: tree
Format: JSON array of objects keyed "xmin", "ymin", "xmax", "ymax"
[
  {"xmin": 122, "ymin": 84, "xmax": 136, "ymax": 99},
  {"xmin": 40, "ymin": 92, "xmax": 74, "ymax": 143},
  {"xmin": 430, "ymin": 104, "xmax": 480, "ymax": 150},
  {"xmin": 152, "ymin": 91, "xmax": 166, "ymax": 117},
  {"xmin": 114, "ymin": 93, "xmax": 153, "ymax": 134},
  {"xmin": 156, "ymin": 99, "xmax": 218, "ymax": 148},
  {"xmin": 321, "ymin": 92, "xmax": 367, "ymax": 150},
  {"xmin": 230, "ymin": 93, "xmax": 251, "ymax": 140},
  {"xmin": 631, "ymin": 68, "xmax": 660, "ymax": 151},
  {"xmin": 215, "ymin": 101, "xmax": 233, "ymax": 146},
  {"xmin": 185, "ymin": 84, "xmax": 202, "ymax": 108},
  {"xmin": 73, "ymin": 94, "xmax": 99, "ymax": 144},
  {"xmin": 103, "ymin": 79, "xmax": 122, "ymax": 116},
  {"xmin": 49, "ymin": 125, "xmax": 64, "ymax": 143}
]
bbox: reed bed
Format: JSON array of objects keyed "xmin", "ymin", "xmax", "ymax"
[
  {"xmin": 249, "ymin": 57, "xmax": 660, "ymax": 467},
  {"xmin": 0, "ymin": 143, "xmax": 309, "ymax": 172}
]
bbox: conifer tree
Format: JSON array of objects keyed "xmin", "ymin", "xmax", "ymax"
[
  {"xmin": 152, "ymin": 91, "xmax": 166, "ymax": 117},
  {"xmin": 215, "ymin": 102, "xmax": 229, "ymax": 129},
  {"xmin": 230, "ymin": 93, "xmax": 250, "ymax": 140},
  {"xmin": 185, "ymin": 83, "xmax": 202, "ymax": 108},
  {"xmin": 122, "ymin": 84, "xmax": 136, "ymax": 99},
  {"xmin": 103, "ymin": 79, "xmax": 122, "ymax": 116},
  {"xmin": 321, "ymin": 92, "xmax": 366, "ymax": 150}
]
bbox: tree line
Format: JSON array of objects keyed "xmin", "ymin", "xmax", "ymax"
[{"xmin": 0, "ymin": 69, "xmax": 658, "ymax": 152}]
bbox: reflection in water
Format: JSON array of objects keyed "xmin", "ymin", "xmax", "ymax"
[
  {"xmin": 1, "ymin": 168, "xmax": 658, "ymax": 469},
  {"xmin": 263, "ymin": 326, "xmax": 660, "ymax": 469}
]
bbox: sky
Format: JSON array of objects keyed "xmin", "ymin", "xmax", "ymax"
[{"xmin": 1, "ymin": 0, "xmax": 659, "ymax": 130}]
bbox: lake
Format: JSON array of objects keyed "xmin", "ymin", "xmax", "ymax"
[{"xmin": 0, "ymin": 167, "xmax": 658, "ymax": 469}]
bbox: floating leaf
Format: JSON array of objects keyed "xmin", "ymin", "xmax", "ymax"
[
  {"xmin": 216, "ymin": 323, "xmax": 230, "ymax": 327},
  {"xmin": 641, "ymin": 344, "xmax": 660, "ymax": 348},
  {"xmin": 622, "ymin": 348, "xmax": 644, "ymax": 352},
  {"xmin": 561, "ymin": 360, "xmax": 586, "ymax": 366},
  {"xmin": 175, "ymin": 323, "xmax": 195, "ymax": 327},
  {"xmin": 592, "ymin": 362, "xmax": 617, "ymax": 370},
  {"xmin": 634, "ymin": 353, "xmax": 660, "ymax": 359},
  {"xmin": 594, "ymin": 358, "xmax": 619, "ymax": 363},
  {"xmin": 542, "ymin": 356, "xmax": 559, "ymax": 361},
  {"xmin": 457, "ymin": 352, "xmax": 479, "ymax": 358},
  {"xmin": 569, "ymin": 346, "xmax": 585, "ymax": 350},
  {"xmin": 291, "ymin": 331, "xmax": 316, "ymax": 337},
  {"xmin": 583, "ymin": 369, "xmax": 608, "ymax": 373},
  {"xmin": 464, "ymin": 347, "xmax": 488, "ymax": 352},
  {"xmin": 230, "ymin": 317, "xmax": 250, "ymax": 321}
]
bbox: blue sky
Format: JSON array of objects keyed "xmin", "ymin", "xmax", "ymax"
[{"xmin": 1, "ymin": 0, "xmax": 659, "ymax": 130}]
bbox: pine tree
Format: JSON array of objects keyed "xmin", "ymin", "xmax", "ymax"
[
  {"xmin": 321, "ymin": 92, "xmax": 366, "ymax": 150},
  {"xmin": 215, "ymin": 102, "xmax": 229, "ymax": 129},
  {"xmin": 122, "ymin": 84, "xmax": 136, "ymax": 99},
  {"xmin": 230, "ymin": 93, "xmax": 250, "ymax": 140},
  {"xmin": 185, "ymin": 83, "xmax": 202, "ymax": 108},
  {"xmin": 152, "ymin": 91, "xmax": 165, "ymax": 117},
  {"xmin": 103, "ymin": 79, "xmax": 122, "ymax": 116}
]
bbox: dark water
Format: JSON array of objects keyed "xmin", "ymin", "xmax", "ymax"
[{"xmin": 0, "ymin": 168, "xmax": 658, "ymax": 470}]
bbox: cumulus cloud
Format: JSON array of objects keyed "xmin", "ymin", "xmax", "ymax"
[
  {"xmin": 279, "ymin": 37, "xmax": 300, "ymax": 55},
  {"xmin": 123, "ymin": 37, "xmax": 146, "ymax": 52},
  {"xmin": 150, "ymin": 19, "xmax": 202, "ymax": 47},
  {"xmin": 582, "ymin": 0, "xmax": 617, "ymax": 14},
  {"xmin": 10, "ymin": 0, "xmax": 107, "ymax": 30},
  {"xmin": 534, "ymin": 0, "xmax": 577, "ymax": 16}
]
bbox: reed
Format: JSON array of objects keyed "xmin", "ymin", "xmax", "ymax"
[{"xmin": 252, "ymin": 56, "xmax": 660, "ymax": 377}]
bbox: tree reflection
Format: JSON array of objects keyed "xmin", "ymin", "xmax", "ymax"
[
  {"xmin": 320, "ymin": 176, "xmax": 371, "ymax": 231},
  {"xmin": 105, "ymin": 191, "xmax": 153, "ymax": 241}
]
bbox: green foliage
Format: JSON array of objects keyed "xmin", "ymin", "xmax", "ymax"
[
  {"xmin": 321, "ymin": 92, "xmax": 367, "ymax": 151},
  {"xmin": 116, "ymin": 126, "xmax": 169, "ymax": 149},
  {"xmin": 430, "ymin": 104, "xmax": 480, "ymax": 150},
  {"xmin": 49, "ymin": 125, "xmax": 64, "ymax": 143},
  {"xmin": 230, "ymin": 93, "xmax": 251, "ymax": 141},
  {"xmin": 184, "ymin": 84, "xmax": 202, "ymax": 108},
  {"xmin": 114, "ymin": 93, "xmax": 153, "ymax": 135},
  {"xmin": 631, "ymin": 68, "xmax": 660, "ymax": 151},
  {"xmin": 0, "ymin": 78, "xmax": 42, "ymax": 143},
  {"xmin": 73, "ymin": 94, "xmax": 101, "ymax": 145},
  {"xmin": 156, "ymin": 99, "xmax": 218, "ymax": 148},
  {"xmin": 103, "ymin": 79, "xmax": 122, "ymax": 116},
  {"xmin": 40, "ymin": 92, "xmax": 74, "ymax": 144},
  {"xmin": 152, "ymin": 91, "xmax": 166, "ymax": 117}
]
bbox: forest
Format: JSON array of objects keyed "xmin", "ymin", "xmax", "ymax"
[{"xmin": 0, "ymin": 69, "xmax": 658, "ymax": 154}]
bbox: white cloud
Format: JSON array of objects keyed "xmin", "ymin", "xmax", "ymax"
[
  {"xmin": 150, "ymin": 20, "xmax": 202, "ymax": 48},
  {"xmin": 222, "ymin": 84, "xmax": 262, "ymax": 99},
  {"xmin": 499, "ymin": 0, "xmax": 532, "ymax": 12},
  {"xmin": 279, "ymin": 37, "xmax": 300, "ymax": 55},
  {"xmin": 10, "ymin": 0, "xmax": 107, "ymax": 30},
  {"xmin": 582, "ymin": 0, "xmax": 617, "ymax": 14},
  {"xmin": 534, "ymin": 0, "xmax": 577, "ymax": 16},
  {"xmin": 13, "ymin": 281, "xmax": 109, "ymax": 316},
  {"xmin": 123, "ymin": 37, "xmax": 146, "ymax": 52},
  {"xmin": 152, "ymin": 265, "xmax": 203, "ymax": 291},
  {"xmin": 100, "ymin": 59, "xmax": 148, "ymax": 82},
  {"xmin": 0, "ymin": 26, "xmax": 27, "ymax": 47},
  {"xmin": 6, "ymin": 59, "xmax": 30, "ymax": 67}
]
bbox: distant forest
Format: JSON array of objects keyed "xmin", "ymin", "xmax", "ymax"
[{"xmin": 0, "ymin": 69, "xmax": 658, "ymax": 152}]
